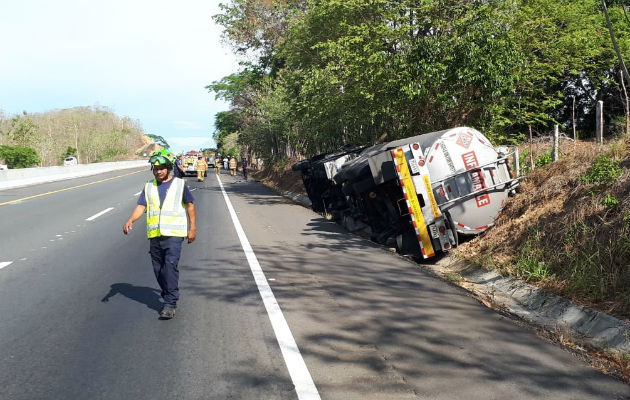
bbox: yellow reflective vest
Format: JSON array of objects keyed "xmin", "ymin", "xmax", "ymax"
[{"xmin": 145, "ymin": 177, "xmax": 188, "ymax": 238}]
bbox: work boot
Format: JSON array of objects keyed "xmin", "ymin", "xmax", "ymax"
[{"xmin": 159, "ymin": 305, "xmax": 176, "ymax": 319}]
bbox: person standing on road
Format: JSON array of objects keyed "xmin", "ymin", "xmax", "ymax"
[
  {"xmin": 122, "ymin": 149, "xmax": 196, "ymax": 320},
  {"xmin": 214, "ymin": 155, "xmax": 221, "ymax": 175},
  {"xmin": 242, "ymin": 158, "xmax": 248, "ymax": 180},
  {"xmin": 229, "ymin": 157, "xmax": 237, "ymax": 176},
  {"xmin": 174, "ymin": 155, "xmax": 186, "ymax": 178},
  {"xmin": 194, "ymin": 155, "xmax": 207, "ymax": 182},
  {"xmin": 223, "ymin": 157, "xmax": 228, "ymax": 171}
]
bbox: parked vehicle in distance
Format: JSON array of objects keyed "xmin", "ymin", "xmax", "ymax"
[
  {"xmin": 0, "ymin": 163, "xmax": 7, "ymax": 170},
  {"xmin": 182, "ymin": 151, "xmax": 198, "ymax": 176},
  {"xmin": 63, "ymin": 156, "xmax": 78, "ymax": 166}
]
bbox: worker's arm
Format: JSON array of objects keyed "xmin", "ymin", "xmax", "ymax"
[
  {"xmin": 186, "ymin": 202, "xmax": 196, "ymax": 243},
  {"xmin": 123, "ymin": 204, "xmax": 146, "ymax": 234}
]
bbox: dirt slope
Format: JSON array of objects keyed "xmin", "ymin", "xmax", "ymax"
[{"xmin": 454, "ymin": 138, "xmax": 629, "ymax": 320}]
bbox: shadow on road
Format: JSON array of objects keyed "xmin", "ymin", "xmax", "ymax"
[
  {"xmin": 178, "ymin": 173, "xmax": 629, "ymax": 398},
  {"xmin": 101, "ymin": 283, "xmax": 162, "ymax": 312}
]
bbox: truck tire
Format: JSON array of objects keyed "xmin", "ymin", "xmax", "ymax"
[{"xmin": 445, "ymin": 211, "xmax": 459, "ymax": 248}]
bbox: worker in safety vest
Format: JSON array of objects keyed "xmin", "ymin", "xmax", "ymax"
[
  {"xmin": 194, "ymin": 155, "xmax": 207, "ymax": 182},
  {"xmin": 122, "ymin": 149, "xmax": 196, "ymax": 319}
]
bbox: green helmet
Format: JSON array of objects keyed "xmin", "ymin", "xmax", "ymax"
[{"xmin": 149, "ymin": 149, "xmax": 174, "ymax": 168}]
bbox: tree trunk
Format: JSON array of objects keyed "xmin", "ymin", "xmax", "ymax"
[
  {"xmin": 620, "ymin": 69, "xmax": 630, "ymax": 137},
  {"xmin": 601, "ymin": 0, "xmax": 630, "ymax": 85}
]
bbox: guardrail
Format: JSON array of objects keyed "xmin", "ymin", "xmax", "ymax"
[{"xmin": 0, "ymin": 159, "xmax": 149, "ymax": 191}]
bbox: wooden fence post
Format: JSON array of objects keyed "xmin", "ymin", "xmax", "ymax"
[
  {"xmin": 528, "ymin": 126, "xmax": 534, "ymax": 171},
  {"xmin": 596, "ymin": 100, "xmax": 604, "ymax": 144},
  {"xmin": 572, "ymin": 96, "xmax": 577, "ymax": 145},
  {"xmin": 553, "ymin": 125, "xmax": 559, "ymax": 162}
]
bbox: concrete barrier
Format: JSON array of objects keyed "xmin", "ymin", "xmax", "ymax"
[{"xmin": 0, "ymin": 160, "xmax": 149, "ymax": 191}]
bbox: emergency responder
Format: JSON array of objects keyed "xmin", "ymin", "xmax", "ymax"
[
  {"xmin": 229, "ymin": 156, "xmax": 237, "ymax": 176},
  {"xmin": 194, "ymin": 155, "xmax": 207, "ymax": 182},
  {"xmin": 214, "ymin": 154, "xmax": 221, "ymax": 175},
  {"xmin": 122, "ymin": 149, "xmax": 196, "ymax": 319}
]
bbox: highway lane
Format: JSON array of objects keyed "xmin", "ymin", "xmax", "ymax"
[
  {"xmin": 0, "ymin": 168, "xmax": 149, "ymax": 265},
  {"xmin": 216, "ymin": 173, "xmax": 630, "ymax": 399},
  {"xmin": 0, "ymin": 169, "xmax": 628, "ymax": 399},
  {"xmin": 0, "ymin": 169, "xmax": 294, "ymax": 399}
]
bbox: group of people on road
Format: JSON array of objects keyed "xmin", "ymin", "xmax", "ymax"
[
  {"xmin": 173, "ymin": 155, "xmax": 208, "ymax": 182},
  {"xmin": 217, "ymin": 156, "xmax": 248, "ymax": 179},
  {"xmin": 121, "ymin": 149, "xmax": 249, "ymax": 320}
]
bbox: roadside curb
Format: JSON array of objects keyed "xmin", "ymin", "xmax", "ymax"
[
  {"xmin": 278, "ymin": 189, "xmax": 312, "ymax": 208},
  {"xmin": 272, "ymin": 185, "xmax": 630, "ymax": 356},
  {"xmin": 0, "ymin": 160, "xmax": 148, "ymax": 191},
  {"xmin": 431, "ymin": 257, "xmax": 630, "ymax": 355}
]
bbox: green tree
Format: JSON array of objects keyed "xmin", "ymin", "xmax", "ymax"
[
  {"xmin": 146, "ymin": 134, "xmax": 170, "ymax": 149},
  {"xmin": 3, "ymin": 116, "xmax": 39, "ymax": 146},
  {"xmin": 63, "ymin": 146, "xmax": 77, "ymax": 158},
  {"xmin": 0, "ymin": 145, "xmax": 40, "ymax": 168},
  {"xmin": 212, "ymin": 0, "xmax": 630, "ymax": 159}
]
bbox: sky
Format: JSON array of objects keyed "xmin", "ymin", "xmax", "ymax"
[{"xmin": 0, "ymin": 0, "xmax": 239, "ymax": 154}]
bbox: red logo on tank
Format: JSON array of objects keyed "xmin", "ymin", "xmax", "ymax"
[
  {"xmin": 456, "ymin": 132, "xmax": 473, "ymax": 149},
  {"xmin": 461, "ymin": 151, "xmax": 490, "ymax": 207}
]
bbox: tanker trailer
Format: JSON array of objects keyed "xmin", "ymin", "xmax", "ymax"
[
  {"xmin": 291, "ymin": 144, "xmax": 363, "ymax": 215},
  {"xmin": 294, "ymin": 127, "xmax": 519, "ymax": 259}
]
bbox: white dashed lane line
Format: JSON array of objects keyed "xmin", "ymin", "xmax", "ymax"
[
  {"xmin": 0, "ymin": 261, "xmax": 13, "ymax": 270},
  {"xmin": 86, "ymin": 207, "xmax": 114, "ymax": 221}
]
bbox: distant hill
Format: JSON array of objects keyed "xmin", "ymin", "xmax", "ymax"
[
  {"xmin": 136, "ymin": 135, "xmax": 162, "ymax": 157},
  {"xmin": 0, "ymin": 106, "xmax": 159, "ymax": 166}
]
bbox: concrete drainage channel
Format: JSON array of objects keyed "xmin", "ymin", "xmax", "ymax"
[{"xmin": 273, "ymin": 185, "xmax": 630, "ymax": 359}]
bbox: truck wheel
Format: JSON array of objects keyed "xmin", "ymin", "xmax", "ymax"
[{"xmin": 445, "ymin": 211, "xmax": 459, "ymax": 248}]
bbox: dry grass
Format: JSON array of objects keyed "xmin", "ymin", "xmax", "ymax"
[
  {"xmin": 455, "ymin": 137, "xmax": 630, "ymax": 320},
  {"xmin": 251, "ymin": 162, "xmax": 308, "ymax": 195}
]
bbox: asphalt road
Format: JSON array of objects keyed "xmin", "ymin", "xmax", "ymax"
[{"xmin": 0, "ymin": 168, "xmax": 627, "ymax": 400}]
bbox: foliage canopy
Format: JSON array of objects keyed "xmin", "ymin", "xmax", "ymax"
[{"xmin": 211, "ymin": 0, "xmax": 630, "ymax": 162}]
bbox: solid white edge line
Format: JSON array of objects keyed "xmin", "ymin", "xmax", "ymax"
[
  {"xmin": 86, "ymin": 207, "xmax": 114, "ymax": 221},
  {"xmin": 216, "ymin": 175, "xmax": 321, "ymax": 400},
  {"xmin": 0, "ymin": 261, "xmax": 13, "ymax": 270}
]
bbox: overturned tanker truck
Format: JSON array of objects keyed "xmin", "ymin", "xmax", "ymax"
[{"xmin": 292, "ymin": 127, "xmax": 520, "ymax": 259}]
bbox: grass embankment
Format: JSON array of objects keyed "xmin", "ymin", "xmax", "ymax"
[{"xmin": 456, "ymin": 137, "xmax": 629, "ymax": 320}]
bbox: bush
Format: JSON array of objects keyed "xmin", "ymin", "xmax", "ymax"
[
  {"xmin": 515, "ymin": 229, "xmax": 552, "ymax": 281},
  {"xmin": 578, "ymin": 155, "xmax": 622, "ymax": 186},
  {"xmin": 602, "ymin": 194, "xmax": 619, "ymax": 209},
  {"xmin": 0, "ymin": 145, "xmax": 40, "ymax": 168},
  {"xmin": 534, "ymin": 149, "xmax": 554, "ymax": 168}
]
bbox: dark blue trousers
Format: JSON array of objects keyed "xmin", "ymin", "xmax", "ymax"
[{"xmin": 149, "ymin": 236, "xmax": 184, "ymax": 307}]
